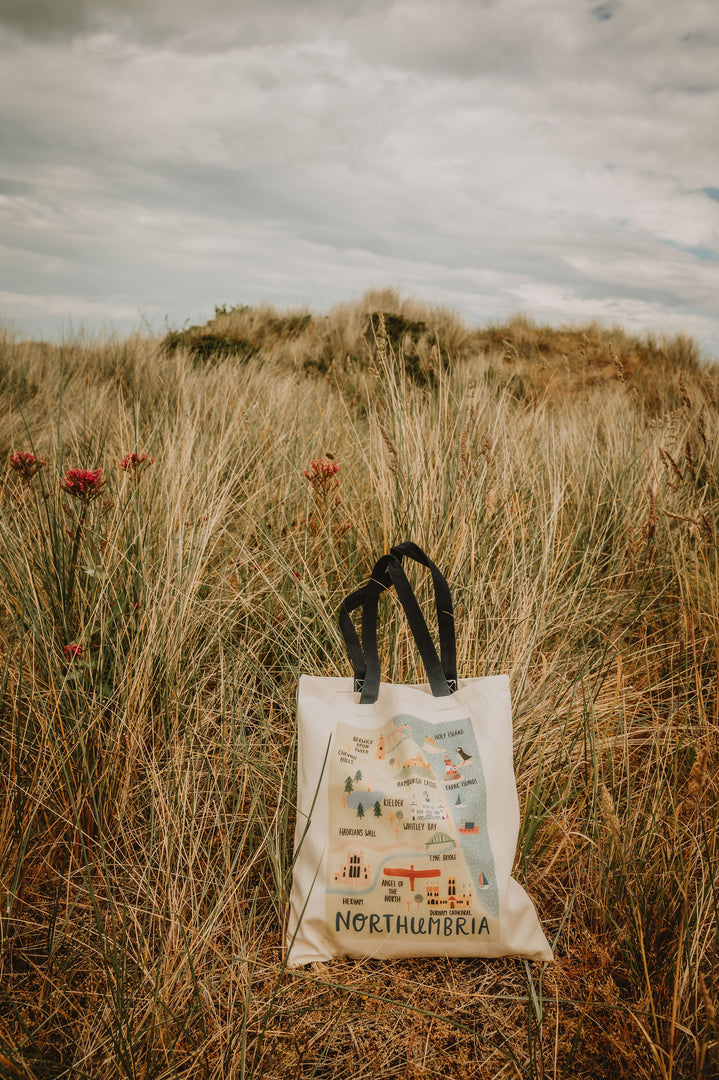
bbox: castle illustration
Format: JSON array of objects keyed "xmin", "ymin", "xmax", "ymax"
[
  {"xmin": 401, "ymin": 751, "xmax": 431, "ymax": 772},
  {"xmin": 425, "ymin": 876, "xmax": 472, "ymax": 910},
  {"xmin": 334, "ymin": 851, "xmax": 371, "ymax": 883},
  {"xmin": 410, "ymin": 792, "xmax": 448, "ymax": 823}
]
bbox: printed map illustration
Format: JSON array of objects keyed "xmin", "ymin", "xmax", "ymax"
[{"xmin": 326, "ymin": 712, "xmax": 499, "ymax": 944}]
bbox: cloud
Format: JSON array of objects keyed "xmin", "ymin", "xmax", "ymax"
[
  {"xmin": 0, "ymin": 288, "xmax": 144, "ymax": 321},
  {"xmin": 0, "ymin": 0, "xmax": 384, "ymax": 48},
  {"xmin": 0, "ymin": 0, "xmax": 93, "ymax": 40},
  {"xmin": 0, "ymin": 0, "xmax": 718, "ymax": 355}
]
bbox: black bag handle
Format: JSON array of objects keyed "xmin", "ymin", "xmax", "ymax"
[
  {"xmin": 389, "ymin": 541, "xmax": 457, "ymax": 692},
  {"xmin": 338, "ymin": 545, "xmax": 457, "ymax": 704},
  {"xmin": 338, "ymin": 552, "xmax": 394, "ymax": 693},
  {"xmin": 361, "ymin": 554, "xmax": 451, "ymax": 704}
]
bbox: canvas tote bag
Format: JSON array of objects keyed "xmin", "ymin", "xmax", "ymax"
[{"xmin": 287, "ymin": 542, "xmax": 552, "ymax": 964}]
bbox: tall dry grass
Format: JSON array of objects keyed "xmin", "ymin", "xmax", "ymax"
[{"xmin": 0, "ymin": 299, "xmax": 717, "ymax": 1078}]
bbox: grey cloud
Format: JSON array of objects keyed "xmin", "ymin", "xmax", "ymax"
[
  {"xmin": 1, "ymin": 0, "xmax": 719, "ymax": 356},
  {"xmin": 0, "ymin": 0, "xmax": 94, "ymax": 40},
  {"xmin": 0, "ymin": 0, "xmax": 385, "ymax": 49},
  {"xmin": 591, "ymin": 3, "xmax": 617, "ymax": 21},
  {"xmin": 0, "ymin": 176, "xmax": 34, "ymax": 196}
]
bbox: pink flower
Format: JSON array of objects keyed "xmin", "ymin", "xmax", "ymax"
[
  {"xmin": 64, "ymin": 643, "xmax": 83, "ymax": 660},
  {"xmin": 9, "ymin": 451, "xmax": 46, "ymax": 482},
  {"xmin": 302, "ymin": 457, "xmax": 340, "ymax": 498},
  {"xmin": 119, "ymin": 452, "xmax": 155, "ymax": 475},
  {"xmin": 60, "ymin": 468, "xmax": 106, "ymax": 504}
]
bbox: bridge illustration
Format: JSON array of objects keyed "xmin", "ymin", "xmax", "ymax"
[{"xmin": 425, "ymin": 831, "xmax": 456, "ymax": 850}]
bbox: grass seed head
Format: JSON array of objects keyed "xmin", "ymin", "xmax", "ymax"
[
  {"xmin": 679, "ymin": 371, "xmax": 692, "ymax": 411},
  {"xmin": 687, "ymin": 744, "xmax": 709, "ymax": 807},
  {"xmin": 610, "ymin": 343, "xmax": 625, "ymax": 382},
  {"xmin": 479, "ymin": 433, "xmax": 493, "ymax": 458},
  {"xmin": 699, "ymin": 973, "xmax": 716, "ymax": 1023},
  {"xmin": 641, "ymin": 485, "xmax": 657, "ymax": 546},
  {"xmin": 600, "ymin": 784, "xmax": 622, "ymax": 846}
]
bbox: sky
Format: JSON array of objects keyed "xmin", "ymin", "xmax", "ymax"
[{"xmin": 1, "ymin": 0, "xmax": 718, "ymax": 357}]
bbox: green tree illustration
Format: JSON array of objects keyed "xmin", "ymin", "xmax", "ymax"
[
  {"xmin": 354, "ymin": 770, "xmax": 362, "ymax": 784},
  {"xmin": 344, "ymin": 776, "xmax": 354, "ymax": 794},
  {"xmin": 357, "ymin": 802, "xmax": 365, "ymax": 819},
  {"xmin": 373, "ymin": 800, "xmax": 382, "ymax": 818}
]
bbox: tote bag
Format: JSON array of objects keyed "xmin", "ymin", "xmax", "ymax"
[{"xmin": 287, "ymin": 542, "xmax": 552, "ymax": 965}]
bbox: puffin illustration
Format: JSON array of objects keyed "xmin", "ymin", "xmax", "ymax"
[{"xmin": 456, "ymin": 747, "xmax": 472, "ymax": 764}]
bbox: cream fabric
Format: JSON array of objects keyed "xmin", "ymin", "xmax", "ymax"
[{"xmin": 287, "ymin": 674, "xmax": 552, "ymax": 964}]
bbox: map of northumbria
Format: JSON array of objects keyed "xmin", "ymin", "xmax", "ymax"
[{"xmin": 326, "ymin": 712, "xmax": 499, "ymax": 944}]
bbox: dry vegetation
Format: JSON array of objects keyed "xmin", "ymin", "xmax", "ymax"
[{"xmin": 0, "ymin": 291, "xmax": 717, "ymax": 1078}]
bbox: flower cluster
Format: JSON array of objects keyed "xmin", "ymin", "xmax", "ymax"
[
  {"xmin": 119, "ymin": 452, "xmax": 155, "ymax": 475},
  {"xmin": 60, "ymin": 468, "xmax": 106, "ymax": 504},
  {"xmin": 9, "ymin": 451, "xmax": 46, "ymax": 482},
  {"xmin": 64, "ymin": 643, "xmax": 83, "ymax": 660},
  {"xmin": 303, "ymin": 457, "xmax": 340, "ymax": 498}
]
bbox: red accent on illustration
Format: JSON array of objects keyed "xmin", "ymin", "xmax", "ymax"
[
  {"xmin": 444, "ymin": 756, "xmax": 461, "ymax": 781},
  {"xmin": 383, "ymin": 864, "xmax": 441, "ymax": 891},
  {"xmin": 458, "ymin": 821, "xmax": 479, "ymax": 834}
]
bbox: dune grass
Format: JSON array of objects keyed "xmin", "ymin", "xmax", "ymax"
[{"xmin": 0, "ymin": 298, "xmax": 717, "ymax": 1078}]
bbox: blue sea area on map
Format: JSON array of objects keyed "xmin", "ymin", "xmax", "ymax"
[{"xmin": 392, "ymin": 713, "xmax": 499, "ymax": 918}]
